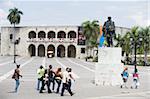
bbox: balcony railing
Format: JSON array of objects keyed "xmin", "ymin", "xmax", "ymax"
[{"xmin": 27, "ymin": 38, "xmax": 77, "ymax": 43}]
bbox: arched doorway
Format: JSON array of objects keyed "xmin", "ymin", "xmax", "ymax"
[
  {"xmin": 47, "ymin": 44, "xmax": 55, "ymax": 57},
  {"xmin": 38, "ymin": 44, "xmax": 45, "ymax": 57},
  {"xmin": 28, "ymin": 44, "xmax": 36, "ymax": 56},
  {"xmin": 68, "ymin": 45, "xmax": 76, "ymax": 58},
  {"xmin": 57, "ymin": 45, "xmax": 65, "ymax": 57}
]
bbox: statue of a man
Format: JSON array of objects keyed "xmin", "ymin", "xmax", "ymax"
[{"xmin": 102, "ymin": 17, "xmax": 115, "ymax": 47}]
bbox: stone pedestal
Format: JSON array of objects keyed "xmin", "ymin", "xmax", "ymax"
[{"xmin": 95, "ymin": 47, "xmax": 123, "ymax": 86}]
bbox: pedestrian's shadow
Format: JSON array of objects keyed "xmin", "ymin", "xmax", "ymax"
[{"xmin": 8, "ymin": 91, "xmax": 16, "ymax": 93}]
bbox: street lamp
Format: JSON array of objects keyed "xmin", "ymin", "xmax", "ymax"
[
  {"xmin": 130, "ymin": 36, "xmax": 142, "ymax": 71},
  {"xmin": 14, "ymin": 37, "xmax": 20, "ymax": 63}
]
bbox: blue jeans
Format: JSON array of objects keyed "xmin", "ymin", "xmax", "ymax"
[
  {"xmin": 15, "ymin": 79, "xmax": 20, "ymax": 92},
  {"xmin": 37, "ymin": 79, "xmax": 41, "ymax": 90}
]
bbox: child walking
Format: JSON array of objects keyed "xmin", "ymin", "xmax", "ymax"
[
  {"xmin": 131, "ymin": 68, "xmax": 139, "ymax": 89},
  {"xmin": 121, "ymin": 67, "xmax": 129, "ymax": 88}
]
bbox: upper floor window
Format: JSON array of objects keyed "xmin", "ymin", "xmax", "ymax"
[
  {"xmin": 38, "ymin": 31, "xmax": 46, "ymax": 38},
  {"xmin": 68, "ymin": 31, "xmax": 76, "ymax": 38},
  {"xmin": 28, "ymin": 31, "xmax": 36, "ymax": 39},
  {"xmin": 57, "ymin": 31, "xmax": 66, "ymax": 38},
  {"xmin": 48, "ymin": 31, "xmax": 55, "ymax": 38}
]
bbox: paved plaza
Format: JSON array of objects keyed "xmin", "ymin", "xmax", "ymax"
[{"xmin": 0, "ymin": 56, "xmax": 150, "ymax": 99}]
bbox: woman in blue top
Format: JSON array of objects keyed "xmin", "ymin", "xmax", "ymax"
[{"xmin": 121, "ymin": 67, "xmax": 129, "ymax": 88}]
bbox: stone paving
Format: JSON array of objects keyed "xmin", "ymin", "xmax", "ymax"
[{"xmin": 0, "ymin": 56, "xmax": 149, "ymax": 99}]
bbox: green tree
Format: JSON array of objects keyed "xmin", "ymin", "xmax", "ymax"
[
  {"xmin": 115, "ymin": 27, "xmax": 139, "ymax": 64},
  {"xmin": 115, "ymin": 26, "xmax": 150, "ymax": 65},
  {"xmin": 7, "ymin": 7, "xmax": 23, "ymax": 26},
  {"xmin": 128, "ymin": 26, "xmax": 139, "ymax": 64},
  {"xmin": 115, "ymin": 34, "xmax": 124, "ymax": 47},
  {"xmin": 140, "ymin": 26, "xmax": 150, "ymax": 65},
  {"xmin": 123, "ymin": 32, "xmax": 131, "ymax": 64},
  {"xmin": 7, "ymin": 7, "xmax": 23, "ymax": 63},
  {"xmin": 81, "ymin": 20, "xmax": 99, "ymax": 57}
]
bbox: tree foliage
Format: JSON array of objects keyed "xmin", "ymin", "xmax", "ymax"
[{"xmin": 7, "ymin": 7, "xmax": 23, "ymax": 26}]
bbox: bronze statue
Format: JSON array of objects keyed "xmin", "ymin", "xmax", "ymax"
[{"xmin": 102, "ymin": 17, "xmax": 116, "ymax": 47}]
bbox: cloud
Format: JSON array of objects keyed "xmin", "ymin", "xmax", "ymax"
[
  {"xmin": 0, "ymin": 0, "xmax": 14, "ymax": 8},
  {"xmin": 4, "ymin": 0, "xmax": 14, "ymax": 7},
  {"xmin": 0, "ymin": 0, "xmax": 15, "ymax": 26},
  {"xmin": 0, "ymin": 9, "xmax": 7, "ymax": 19},
  {"xmin": 0, "ymin": 9, "xmax": 9, "ymax": 26},
  {"xmin": 148, "ymin": 20, "xmax": 150, "ymax": 26},
  {"xmin": 128, "ymin": 11, "xmax": 149, "ymax": 27}
]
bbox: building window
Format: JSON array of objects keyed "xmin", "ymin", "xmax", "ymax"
[
  {"xmin": 10, "ymin": 34, "xmax": 13, "ymax": 40},
  {"xmin": 29, "ymin": 31, "xmax": 36, "ymax": 39},
  {"xmin": 57, "ymin": 31, "xmax": 66, "ymax": 38},
  {"xmin": 68, "ymin": 31, "xmax": 76, "ymax": 38},
  {"xmin": 38, "ymin": 31, "xmax": 46, "ymax": 38},
  {"xmin": 81, "ymin": 48, "xmax": 85, "ymax": 53},
  {"xmin": 48, "ymin": 31, "xmax": 55, "ymax": 38}
]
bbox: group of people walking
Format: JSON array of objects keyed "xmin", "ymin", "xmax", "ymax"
[
  {"xmin": 121, "ymin": 67, "xmax": 140, "ymax": 89},
  {"xmin": 11, "ymin": 64, "xmax": 75, "ymax": 96},
  {"xmin": 11, "ymin": 63, "xmax": 140, "ymax": 95},
  {"xmin": 36, "ymin": 65, "xmax": 75, "ymax": 96}
]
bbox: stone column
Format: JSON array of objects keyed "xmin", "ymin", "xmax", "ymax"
[
  {"xmin": 55, "ymin": 31, "xmax": 57, "ymax": 39},
  {"xmin": 45, "ymin": 45, "xmax": 47, "ymax": 57},
  {"xmin": 55, "ymin": 48, "xmax": 57, "ymax": 57},
  {"xmin": 36, "ymin": 45, "xmax": 38, "ymax": 56},
  {"xmin": 65, "ymin": 46, "xmax": 67, "ymax": 57}
]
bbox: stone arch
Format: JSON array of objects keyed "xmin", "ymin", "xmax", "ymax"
[
  {"xmin": 57, "ymin": 45, "xmax": 65, "ymax": 57},
  {"xmin": 28, "ymin": 44, "xmax": 36, "ymax": 56},
  {"xmin": 47, "ymin": 31, "xmax": 55, "ymax": 38},
  {"xmin": 68, "ymin": 31, "xmax": 76, "ymax": 38},
  {"xmin": 47, "ymin": 44, "xmax": 55, "ymax": 57},
  {"xmin": 68, "ymin": 45, "xmax": 76, "ymax": 58},
  {"xmin": 28, "ymin": 31, "xmax": 36, "ymax": 39},
  {"xmin": 38, "ymin": 31, "xmax": 46, "ymax": 38},
  {"xmin": 57, "ymin": 31, "xmax": 66, "ymax": 38},
  {"xmin": 38, "ymin": 44, "xmax": 45, "ymax": 57}
]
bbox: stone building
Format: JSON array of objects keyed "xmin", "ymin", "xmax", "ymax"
[{"xmin": 0, "ymin": 26, "xmax": 130, "ymax": 58}]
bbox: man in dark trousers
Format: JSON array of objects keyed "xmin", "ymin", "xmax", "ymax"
[
  {"xmin": 61, "ymin": 68, "xmax": 73, "ymax": 96},
  {"xmin": 47, "ymin": 65, "xmax": 55, "ymax": 92}
]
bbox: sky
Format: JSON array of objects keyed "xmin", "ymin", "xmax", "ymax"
[{"xmin": 0, "ymin": 0, "xmax": 149, "ymax": 28}]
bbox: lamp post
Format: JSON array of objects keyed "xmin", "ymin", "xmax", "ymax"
[
  {"xmin": 130, "ymin": 36, "xmax": 142, "ymax": 71},
  {"xmin": 14, "ymin": 39, "xmax": 16, "ymax": 63},
  {"xmin": 14, "ymin": 37, "xmax": 20, "ymax": 63}
]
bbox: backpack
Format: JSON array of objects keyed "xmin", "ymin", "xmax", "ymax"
[
  {"xmin": 12, "ymin": 73, "xmax": 16, "ymax": 79},
  {"xmin": 12, "ymin": 69, "xmax": 17, "ymax": 79}
]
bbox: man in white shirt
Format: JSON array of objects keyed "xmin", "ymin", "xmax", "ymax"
[
  {"xmin": 67, "ymin": 68, "xmax": 75, "ymax": 89},
  {"xmin": 61, "ymin": 67, "xmax": 73, "ymax": 96}
]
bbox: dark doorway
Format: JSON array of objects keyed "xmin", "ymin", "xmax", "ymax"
[
  {"xmin": 38, "ymin": 44, "xmax": 45, "ymax": 57},
  {"xmin": 57, "ymin": 45, "xmax": 65, "ymax": 57},
  {"xmin": 47, "ymin": 44, "xmax": 55, "ymax": 57},
  {"xmin": 68, "ymin": 45, "xmax": 76, "ymax": 58},
  {"xmin": 28, "ymin": 44, "xmax": 36, "ymax": 56}
]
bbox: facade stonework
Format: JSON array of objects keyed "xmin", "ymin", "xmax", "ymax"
[{"xmin": 0, "ymin": 26, "xmax": 130, "ymax": 58}]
